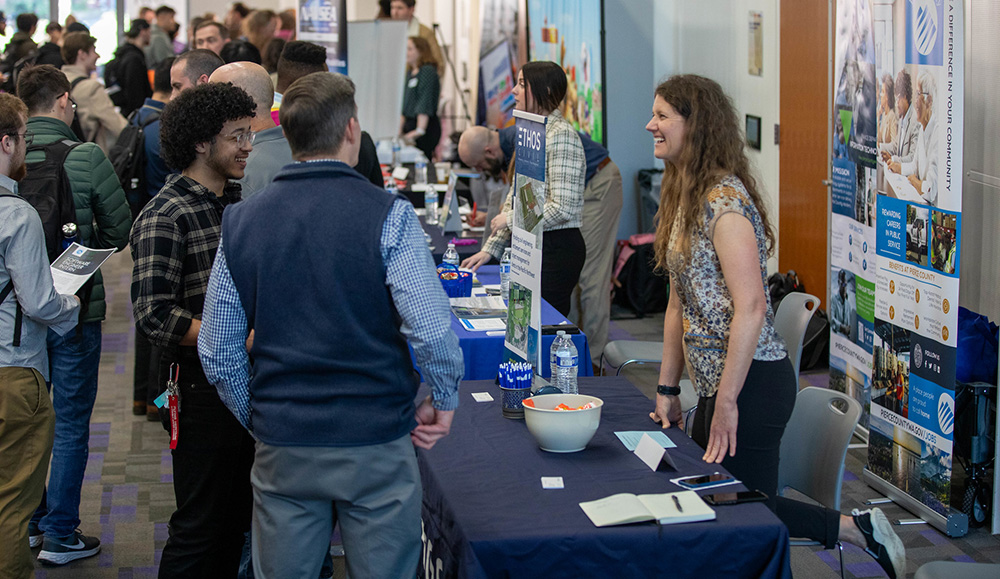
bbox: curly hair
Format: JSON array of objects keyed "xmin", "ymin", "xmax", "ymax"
[
  {"xmin": 652, "ymin": 74, "xmax": 775, "ymax": 269},
  {"xmin": 159, "ymin": 83, "xmax": 256, "ymax": 171}
]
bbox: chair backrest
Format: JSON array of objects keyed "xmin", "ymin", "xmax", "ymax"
[
  {"xmin": 777, "ymin": 386, "xmax": 861, "ymax": 511},
  {"xmin": 773, "ymin": 292, "xmax": 821, "ymax": 380}
]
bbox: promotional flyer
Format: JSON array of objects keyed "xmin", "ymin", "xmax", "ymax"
[{"xmin": 833, "ymin": 0, "xmax": 963, "ymax": 520}]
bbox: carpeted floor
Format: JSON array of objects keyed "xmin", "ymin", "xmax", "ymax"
[{"xmin": 29, "ymin": 252, "xmax": 999, "ymax": 577}]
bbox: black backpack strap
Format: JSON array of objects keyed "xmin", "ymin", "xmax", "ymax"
[
  {"xmin": 0, "ymin": 280, "xmax": 24, "ymax": 347},
  {"xmin": 70, "ymin": 76, "xmax": 87, "ymax": 91}
]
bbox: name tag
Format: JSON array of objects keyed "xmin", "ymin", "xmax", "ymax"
[{"xmin": 408, "ymin": 77, "xmax": 419, "ymax": 88}]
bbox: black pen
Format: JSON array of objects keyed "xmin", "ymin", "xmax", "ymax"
[{"xmin": 672, "ymin": 495, "xmax": 683, "ymax": 512}]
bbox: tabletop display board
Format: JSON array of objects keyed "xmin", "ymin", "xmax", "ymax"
[
  {"xmin": 346, "ymin": 20, "xmax": 408, "ymax": 141},
  {"xmin": 503, "ymin": 110, "xmax": 547, "ymax": 372},
  {"xmin": 830, "ymin": 0, "xmax": 966, "ymax": 536},
  {"xmin": 297, "ymin": 0, "xmax": 347, "ymax": 74}
]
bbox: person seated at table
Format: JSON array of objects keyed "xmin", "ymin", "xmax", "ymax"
[
  {"xmin": 886, "ymin": 70, "xmax": 938, "ymax": 206},
  {"xmin": 399, "ymin": 36, "xmax": 441, "ymax": 162},
  {"xmin": 461, "ymin": 61, "xmax": 586, "ymax": 317},
  {"xmin": 879, "ymin": 69, "xmax": 918, "ymax": 168},
  {"xmin": 645, "ymin": 74, "xmax": 905, "ymax": 579},
  {"xmin": 876, "ymin": 73, "xmax": 897, "ymax": 156}
]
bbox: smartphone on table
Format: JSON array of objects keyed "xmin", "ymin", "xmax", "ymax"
[
  {"xmin": 704, "ymin": 490, "xmax": 769, "ymax": 506},
  {"xmin": 675, "ymin": 472, "xmax": 736, "ymax": 490}
]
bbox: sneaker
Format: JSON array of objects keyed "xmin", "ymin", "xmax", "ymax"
[
  {"xmin": 28, "ymin": 521, "xmax": 42, "ymax": 548},
  {"xmin": 852, "ymin": 508, "xmax": 905, "ymax": 579},
  {"xmin": 37, "ymin": 529, "xmax": 101, "ymax": 565}
]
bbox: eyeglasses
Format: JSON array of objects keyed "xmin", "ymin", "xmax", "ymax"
[
  {"xmin": 225, "ymin": 131, "xmax": 256, "ymax": 147},
  {"xmin": 4, "ymin": 131, "xmax": 33, "ymax": 145},
  {"xmin": 69, "ymin": 96, "xmax": 77, "ymax": 110}
]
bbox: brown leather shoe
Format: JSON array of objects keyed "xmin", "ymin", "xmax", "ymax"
[
  {"xmin": 146, "ymin": 404, "xmax": 160, "ymax": 422},
  {"xmin": 133, "ymin": 400, "xmax": 146, "ymax": 416}
]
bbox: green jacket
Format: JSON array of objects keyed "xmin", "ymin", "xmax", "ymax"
[{"xmin": 25, "ymin": 116, "xmax": 130, "ymax": 322}]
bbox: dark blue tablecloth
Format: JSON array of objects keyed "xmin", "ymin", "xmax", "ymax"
[
  {"xmin": 447, "ymin": 265, "xmax": 593, "ymax": 380},
  {"xmin": 416, "ymin": 377, "xmax": 792, "ymax": 579}
]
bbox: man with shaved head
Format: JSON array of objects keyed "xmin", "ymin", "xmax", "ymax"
[{"xmin": 211, "ymin": 61, "xmax": 292, "ymax": 199}]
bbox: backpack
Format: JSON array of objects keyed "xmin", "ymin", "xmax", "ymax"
[
  {"xmin": 1, "ymin": 48, "xmax": 39, "ymax": 94},
  {"xmin": 20, "ymin": 139, "xmax": 82, "ymax": 262},
  {"xmin": 108, "ymin": 107, "xmax": 161, "ymax": 206}
]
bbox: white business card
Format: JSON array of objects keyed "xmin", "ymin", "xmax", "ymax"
[
  {"xmin": 541, "ymin": 477, "xmax": 564, "ymax": 489},
  {"xmin": 471, "ymin": 392, "xmax": 494, "ymax": 403}
]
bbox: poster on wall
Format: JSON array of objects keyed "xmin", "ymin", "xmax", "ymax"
[
  {"xmin": 748, "ymin": 11, "xmax": 763, "ymax": 77},
  {"xmin": 297, "ymin": 0, "xmax": 347, "ymax": 74},
  {"xmin": 479, "ymin": 40, "xmax": 517, "ymax": 129},
  {"xmin": 833, "ymin": 0, "xmax": 964, "ymax": 529},
  {"xmin": 526, "ymin": 0, "xmax": 604, "ymax": 144},
  {"xmin": 503, "ymin": 110, "xmax": 547, "ymax": 372}
]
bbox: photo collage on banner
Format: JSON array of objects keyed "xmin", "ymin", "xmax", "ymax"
[
  {"xmin": 835, "ymin": 0, "xmax": 964, "ymax": 518},
  {"xmin": 504, "ymin": 110, "xmax": 547, "ymax": 371},
  {"xmin": 830, "ymin": 0, "xmax": 879, "ymax": 433},
  {"xmin": 527, "ymin": 0, "xmax": 604, "ymax": 144},
  {"xmin": 297, "ymin": 0, "xmax": 347, "ymax": 74}
]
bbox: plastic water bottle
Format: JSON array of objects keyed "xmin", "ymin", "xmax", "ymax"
[
  {"xmin": 500, "ymin": 247, "xmax": 512, "ymax": 302},
  {"xmin": 442, "ymin": 242, "xmax": 459, "ymax": 267},
  {"xmin": 391, "ymin": 137, "xmax": 401, "ymax": 168},
  {"xmin": 549, "ymin": 331, "xmax": 564, "ymax": 389},
  {"xmin": 414, "ymin": 159, "xmax": 428, "ymax": 186},
  {"xmin": 424, "ymin": 185, "xmax": 439, "ymax": 225},
  {"xmin": 553, "ymin": 331, "xmax": 579, "ymax": 395}
]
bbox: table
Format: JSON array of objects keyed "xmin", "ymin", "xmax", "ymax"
[
  {"xmin": 421, "ymin": 214, "xmax": 484, "ymax": 264},
  {"xmin": 448, "ymin": 265, "xmax": 593, "ymax": 380},
  {"xmin": 416, "ymin": 377, "xmax": 792, "ymax": 579}
]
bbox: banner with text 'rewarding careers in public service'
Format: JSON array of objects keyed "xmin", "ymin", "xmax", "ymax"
[
  {"xmin": 834, "ymin": 0, "xmax": 963, "ymax": 525},
  {"xmin": 503, "ymin": 110, "xmax": 547, "ymax": 371}
]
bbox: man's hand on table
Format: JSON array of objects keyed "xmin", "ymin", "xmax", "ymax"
[
  {"xmin": 411, "ymin": 395, "xmax": 455, "ymax": 450},
  {"xmin": 461, "ymin": 251, "xmax": 492, "ymax": 272}
]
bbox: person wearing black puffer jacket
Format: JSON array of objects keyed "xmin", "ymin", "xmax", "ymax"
[{"xmin": 106, "ymin": 19, "xmax": 153, "ymax": 118}]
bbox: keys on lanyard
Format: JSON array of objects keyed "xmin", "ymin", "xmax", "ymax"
[{"xmin": 167, "ymin": 363, "xmax": 181, "ymax": 450}]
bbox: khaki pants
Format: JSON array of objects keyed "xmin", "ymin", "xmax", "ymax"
[
  {"xmin": 0, "ymin": 367, "xmax": 55, "ymax": 579},
  {"xmin": 570, "ymin": 160, "xmax": 624, "ymax": 361}
]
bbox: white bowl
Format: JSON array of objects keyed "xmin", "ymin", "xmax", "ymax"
[{"xmin": 522, "ymin": 394, "xmax": 604, "ymax": 453}]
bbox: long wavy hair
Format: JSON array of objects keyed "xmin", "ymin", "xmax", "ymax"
[{"xmin": 652, "ymin": 74, "xmax": 775, "ymax": 270}]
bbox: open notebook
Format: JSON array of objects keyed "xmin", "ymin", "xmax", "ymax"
[{"xmin": 579, "ymin": 490, "xmax": 716, "ymax": 527}]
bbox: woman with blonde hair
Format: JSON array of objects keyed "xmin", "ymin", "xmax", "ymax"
[
  {"xmin": 242, "ymin": 9, "xmax": 277, "ymax": 53},
  {"xmin": 646, "ymin": 74, "xmax": 905, "ymax": 579}
]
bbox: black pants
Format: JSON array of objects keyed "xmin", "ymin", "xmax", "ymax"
[
  {"xmin": 541, "ymin": 228, "xmax": 586, "ymax": 317},
  {"xmin": 158, "ymin": 364, "xmax": 256, "ymax": 579},
  {"xmin": 132, "ymin": 329, "xmax": 162, "ymax": 405},
  {"xmin": 691, "ymin": 357, "xmax": 841, "ymax": 549},
  {"xmin": 402, "ymin": 115, "xmax": 442, "ymax": 161}
]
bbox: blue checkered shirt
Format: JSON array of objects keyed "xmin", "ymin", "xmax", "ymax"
[{"xmin": 199, "ymin": 197, "xmax": 463, "ymax": 432}]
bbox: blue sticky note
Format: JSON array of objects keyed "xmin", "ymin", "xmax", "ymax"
[
  {"xmin": 153, "ymin": 390, "xmax": 169, "ymax": 409},
  {"xmin": 615, "ymin": 431, "xmax": 676, "ymax": 451}
]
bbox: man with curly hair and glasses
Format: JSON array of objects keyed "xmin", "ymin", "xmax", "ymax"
[{"xmin": 129, "ymin": 82, "xmax": 257, "ymax": 579}]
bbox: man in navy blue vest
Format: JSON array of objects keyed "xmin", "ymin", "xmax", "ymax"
[{"xmin": 198, "ymin": 71, "xmax": 463, "ymax": 579}]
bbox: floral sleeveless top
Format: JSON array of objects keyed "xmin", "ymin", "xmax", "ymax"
[{"xmin": 665, "ymin": 175, "xmax": 787, "ymax": 398}]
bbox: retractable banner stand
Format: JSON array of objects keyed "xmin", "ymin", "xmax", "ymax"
[
  {"xmin": 503, "ymin": 109, "xmax": 547, "ymax": 372},
  {"xmin": 832, "ymin": 0, "xmax": 966, "ymax": 536},
  {"xmin": 297, "ymin": 0, "xmax": 347, "ymax": 74}
]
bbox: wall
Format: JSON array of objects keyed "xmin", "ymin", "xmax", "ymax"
[
  {"xmin": 603, "ymin": 0, "xmax": 656, "ymax": 240},
  {"xmin": 653, "ymin": 0, "xmax": 782, "ymax": 269}
]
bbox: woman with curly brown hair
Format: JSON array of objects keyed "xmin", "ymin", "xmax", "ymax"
[{"xmin": 645, "ymin": 74, "xmax": 905, "ymax": 578}]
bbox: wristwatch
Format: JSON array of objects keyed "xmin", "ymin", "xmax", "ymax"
[{"xmin": 657, "ymin": 384, "xmax": 681, "ymax": 396}]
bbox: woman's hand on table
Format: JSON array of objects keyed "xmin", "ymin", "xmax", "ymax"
[
  {"xmin": 650, "ymin": 393, "xmax": 684, "ymax": 430},
  {"xmin": 461, "ymin": 251, "xmax": 491, "ymax": 272},
  {"xmin": 411, "ymin": 396, "xmax": 455, "ymax": 450},
  {"xmin": 703, "ymin": 398, "xmax": 738, "ymax": 463}
]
